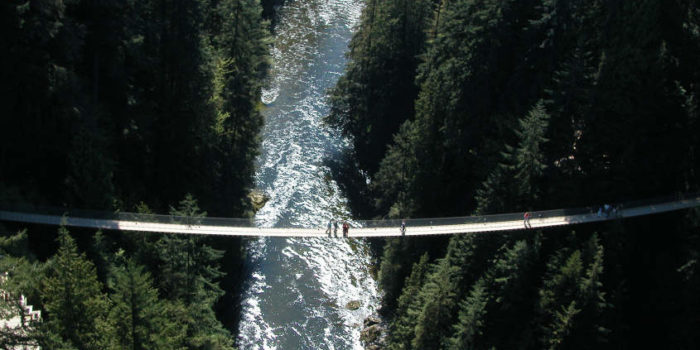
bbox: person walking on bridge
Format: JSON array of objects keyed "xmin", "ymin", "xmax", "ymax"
[
  {"xmin": 524, "ymin": 212, "xmax": 531, "ymax": 229},
  {"xmin": 342, "ymin": 221, "xmax": 349, "ymax": 238},
  {"xmin": 400, "ymin": 220, "xmax": 406, "ymax": 236}
]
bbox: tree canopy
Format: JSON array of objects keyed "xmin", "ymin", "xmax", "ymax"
[{"xmin": 329, "ymin": 0, "xmax": 700, "ymax": 348}]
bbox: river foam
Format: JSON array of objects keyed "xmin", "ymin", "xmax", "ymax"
[{"xmin": 237, "ymin": 1, "xmax": 375, "ymax": 349}]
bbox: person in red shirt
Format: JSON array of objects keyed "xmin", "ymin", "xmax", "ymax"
[
  {"xmin": 342, "ymin": 221, "xmax": 349, "ymax": 237},
  {"xmin": 523, "ymin": 212, "xmax": 531, "ymax": 229}
]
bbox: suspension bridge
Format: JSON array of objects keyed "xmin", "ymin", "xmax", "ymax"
[{"xmin": 1, "ymin": 194, "xmax": 698, "ymax": 237}]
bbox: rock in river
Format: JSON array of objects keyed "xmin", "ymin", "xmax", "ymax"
[
  {"xmin": 364, "ymin": 315, "xmax": 381, "ymax": 327},
  {"xmin": 360, "ymin": 324, "xmax": 382, "ymax": 345},
  {"xmin": 346, "ymin": 300, "xmax": 362, "ymax": 310}
]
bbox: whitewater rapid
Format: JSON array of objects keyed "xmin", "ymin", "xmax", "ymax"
[{"xmin": 237, "ymin": 1, "xmax": 379, "ymax": 349}]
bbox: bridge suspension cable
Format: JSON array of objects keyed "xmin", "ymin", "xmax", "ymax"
[{"xmin": 0, "ymin": 193, "xmax": 698, "ymax": 237}]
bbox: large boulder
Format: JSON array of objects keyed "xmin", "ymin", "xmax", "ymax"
[
  {"xmin": 360, "ymin": 324, "xmax": 382, "ymax": 345},
  {"xmin": 346, "ymin": 300, "xmax": 362, "ymax": 310},
  {"xmin": 364, "ymin": 315, "xmax": 381, "ymax": 328},
  {"xmin": 248, "ymin": 190, "xmax": 270, "ymax": 212}
]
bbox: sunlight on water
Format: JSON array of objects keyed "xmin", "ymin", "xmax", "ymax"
[{"xmin": 237, "ymin": 1, "xmax": 378, "ymax": 349}]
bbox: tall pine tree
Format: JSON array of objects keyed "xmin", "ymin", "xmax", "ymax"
[
  {"xmin": 107, "ymin": 258, "xmax": 186, "ymax": 350},
  {"xmin": 41, "ymin": 227, "xmax": 112, "ymax": 350}
]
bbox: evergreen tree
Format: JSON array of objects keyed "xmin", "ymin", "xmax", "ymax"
[
  {"xmin": 447, "ymin": 278, "xmax": 490, "ymax": 350},
  {"xmin": 156, "ymin": 194, "xmax": 234, "ymax": 349},
  {"xmin": 107, "ymin": 258, "xmax": 186, "ymax": 350},
  {"xmin": 0, "ymin": 0, "xmax": 86, "ymax": 204},
  {"xmin": 410, "ymin": 234, "xmax": 497, "ymax": 349},
  {"xmin": 327, "ymin": 0, "xmax": 434, "ymax": 175},
  {"xmin": 386, "ymin": 253, "xmax": 430, "ymax": 350},
  {"xmin": 208, "ymin": 0, "xmax": 270, "ymax": 216},
  {"xmin": 411, "ymin": 259, "xmax": 459, "ymax": 350},
  {"xmin": 122, "ymin": 202, "xmax": 162, "ymax": 275},
  {"xmin": 366, "ymin": 1, "xmax": 700, "ymax": 348},
  {"xmin": 448, "ymin": 237, "xmax": 541, "ymax": 349},
  {"xmin": 513, "ymin": 101, "xmax": 549, "ymax": 204},
  {"xmin": 537, "ymin": 233, "xmax": 608, "ymax": 349},
  {"xmin": 375, "ymin": 0, "xmax": 539, "ymax": 217},
  {"xmin": 376, "ymin": 235, "xmax": 445, "ymax": 312},
  {"xmin": 91, "ymin": 230, "xmax": 116, "ymax": 284},
  {"xmin": 1, "ymin": 1, "xmax": 271, "ymax": 348},
  {"xmin": 372, "ymin": 121, "xmax": 421, "ymax": 217},
  {"xmin": 65, "ymin": 129, "xmax": 115, "ymax": 210},
  {"xmin": 157, "ymin": 195, "xmax": 224, "ymax": 302},
  {"xmin": 41, "ymin": 226, "xmax": 113, "ymax": 350},
  {"xmin": 540, "ymin": 47, "xmax": 599, "ymax": 206},
  {"xmin": 476, "ymin": 100, "xmax": 550, "ymax": 214},
  {"xmin": 577, "ymin": 0, "xmax": 691, "ymax": 201},
  {"xmin": 377, "ymin": 238, "xmax": 405, "ymax": 308}
]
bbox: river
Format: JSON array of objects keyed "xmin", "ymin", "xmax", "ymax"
[{"xmin": 236, "ymin": 1, "xmax": 379, "ymax": 349}]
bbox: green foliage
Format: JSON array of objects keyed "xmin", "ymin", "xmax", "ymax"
[
  {"xmin": 0, "ymin": 231, "xmax": 43, "ymax": 349},
  {"xmin": 207, "ymin": 0, "xmax": 270, "ymax": 216},
  {"xmin": 476, "ymin": 100, "xmax": 550, "ymax": 213},
  {"xmin": 372, "ymin": 121, "xmax": 421, "ymax": 216},
  {"xmin": 2, "ymin": 0, "xmax": 269, "ymax": 343},
  {"xmin": 377, "ymin": 239, "xmax": 405, "ymax": 305},
  {"xmin": 327, "ymin": 0, "xmax": 434, "ymax": 175},
  {"xmin": 411, "ymin": 259, "xmax": 459, "ymax": 350},
  {"xmin": 447, "ymin": 238, "xmax": 541, "ymax": 349},
  {"xmin": 156, "ymin": 195, "xmax": 233, "ymax": 349},
  {"xmin": 107, "ymin": 258, "xmax": 186, "ymax": 350},
  {"xmin": 122, "ymin": 203, "xmax": 162, "ymax": 274},
  {"xmin": 158, "ymin": 195, "xmax": 224, "ymax": 302},
  {"xmin": 378, "ymin": 234, "xmax": 448, "ymax": 313},
  {"xmin": 41, "ymin": 227, "xmax": 111, "ymax": 350},
  {"xmin": 375, "ymin": 2, "xmax": 700, "ymax": 348},
  {"xmin": 0, "ymin": 0, "xmax": 268, "ymax": 217},
  {"xmin": 24, "ymin": 197, "xmax": 234, "ymax": 348},
  {"xmin": 409, "ymin": 234, "xmax": 490, "ymax": 349},
  {"xmin": 386, "ymin": 253, "xmax": 429, "ymax": 350},
  {"xmin": 1, "ymin": 0, "xmax": 265, "ymax": 348},
  {"xmin": 545, "ymin": 301, "xmax": 581, "ymax": 350},
  {"xmin": 0, "ymin": 229, "xmax": 33, "ymax": 259},
  {"xmin": 537, "ymin": 234, "xmax": 608, "ymax": 348},
  {"xmin": 513, "ymin": 101, "xmax": 549, "ymax": 202},
  {"xmin": 373, "ymin": 0, "xmax": 540, "ymax": 217},
  {"xmin": 447, "ymin": 278, "xmax": 489, "ymax": 350}
]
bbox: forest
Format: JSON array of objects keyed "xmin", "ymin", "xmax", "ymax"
[
  {"xmin": 1, "ymin": 0, "xmax": 279, "ymax": 348},
  {"xmin": 327, "ymin": 0, "xmax": 700, "ymax": 348},
  {"xmin": 2, "ymin": 0, "xmax": 700, "ymax": 349}
]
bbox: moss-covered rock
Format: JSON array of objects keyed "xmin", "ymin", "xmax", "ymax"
[
  {"xmin": 346, "ymin": 300, "xmax": 362, "ymax": 310},
  {"xmin": 248, "ymin": 190, "xmax": 270, "ymax": 212}
]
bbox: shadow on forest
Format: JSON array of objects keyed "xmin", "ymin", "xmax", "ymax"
[{"xmin": 323, "ymin": 149, "xmax": 377, "ymax": 221}]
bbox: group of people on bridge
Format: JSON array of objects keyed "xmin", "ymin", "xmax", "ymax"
[
  {"xmin": 597, "ymin": 203, "xmax": 620, "ymax": 218},
  {"xmin": 326, "ymin": 219, "xmax": 350, "ymax": 238},
  {"xmin": 325, "ymin": 219, "xmax": 408, "ymax": 237}
]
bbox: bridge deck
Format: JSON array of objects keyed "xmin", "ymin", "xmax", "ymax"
[{"xmin": 1, "ymin": 196, "xmax": 698, "ymax": 237}]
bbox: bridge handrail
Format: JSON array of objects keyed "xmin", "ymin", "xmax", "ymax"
[{"xmin": 1, "ymin": 192, "xmax": 698, "ymax": 232}]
